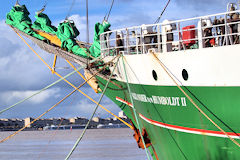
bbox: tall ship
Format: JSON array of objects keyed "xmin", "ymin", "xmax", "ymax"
[{"xmin": 4, "ymin": 1, "xmax": 240, "ymax": 159}]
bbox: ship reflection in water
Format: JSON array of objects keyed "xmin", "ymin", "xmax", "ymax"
[{"xmin": 0, "ymin": 128, "xmax": 146, "ymax": 160}]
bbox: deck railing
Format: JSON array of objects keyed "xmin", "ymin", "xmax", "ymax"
[{"xmin": 100, "ymin": 10, "xmax": 240, "ymax": 57}]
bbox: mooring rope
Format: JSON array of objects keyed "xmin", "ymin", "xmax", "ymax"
[
  {"xmin": 149, "ymin": 50, "xmax": 239, "ymax": 137},
  {"xmin": 64, "ymin": 55, "xmax": 120, "ymax": 160},
  {"xmin": 121, "ymin": 55, "xmax": 151, "ymax": 160},
  {"xmin": 151, "ymin": 53, "xmax": 240, "ymax": 148},
  {"xmin": 0, "ymin": 84, "xmax": 81, "ymax": 143},
  {"xmin": 0, "ymin": 62, "xmax": 107, "ymax": 143},
  {"xmin": 0, "ymin": 30, "xmax": 103, "ymax": 115},
  {"xmin": 0, "ymin": 64, "xmax": 86, "ymax": 116},
  {"xmin": 122, "ymin": 57, "xmax": 189, "ymax": 160},
  {"xmin": 15, "ymin": 31, "xmax": 133, "ymax": 129}
]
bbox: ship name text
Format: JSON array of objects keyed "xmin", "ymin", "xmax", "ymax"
[{"xmin": 131, "ymin": 93, "xmax": 187, "ymax": 107}]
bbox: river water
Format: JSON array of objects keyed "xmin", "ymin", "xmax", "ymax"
[{"xmin": 0, "ymin": 128, "xmax": 146, "ymax": 160}]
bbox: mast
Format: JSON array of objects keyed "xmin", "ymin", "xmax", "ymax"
[{"xmin": 86, "ymin": 0, "xmax": 89, "ymax": 43}]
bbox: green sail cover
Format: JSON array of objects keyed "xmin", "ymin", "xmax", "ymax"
[
  {"xmin": 89, "ymin": 21, "xmax": 111, "ymax": 58},
  {"xmin": 32, "ymin": 12, "xmax": 57, "ymax": 34},
  {"xmin": 6, "ymin": 5, "xmax": 45, "ymax": 41},
  {"xmin": 56, "ymin": 20, "xmax": 89, "ymax": 58}
]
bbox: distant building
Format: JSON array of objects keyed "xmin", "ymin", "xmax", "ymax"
[
  {"xmin": 118, "ymin": 111, "xmax": 127, "ymax": 119},
  {"xmin": 24, "ymin": 117, "xmax": 34, "ymax": 128},
  {"xmin": 69, "ymin": 117, "xmax": 88, "ymax": 125},
  {"xmin": 0, "ymin": 118, "xmax": 23, "ymax": 127},
  {"xmin": 24, "ymin": 117, "xmax": 70, "ymax": 128},
  {"xmin": 92, "ymin": 117, "xmax": 112, "ymax": 124},
  {"xmin": 92, "ymin": 117, "xmax": 100, "ymax": 123}
]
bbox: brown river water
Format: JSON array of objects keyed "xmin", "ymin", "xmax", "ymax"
[{"xmin": 0, "ymin": 128, "xmax": 146, "ymax": 160}]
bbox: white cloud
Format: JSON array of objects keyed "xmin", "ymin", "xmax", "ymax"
[
  {"xmin": 0, "ymin": 88, "xmax": 61, "ymax": 104},
  {"xmin": 0, "ymin": 20, "xmax": 62, "ymax": 91},
  {"xmin": 0, "ymin": 57, "xmax": 10, "ymax": 68},
  {"xmin": 63, "ymin": 95, "xmax": 121, "ymax": 119}
]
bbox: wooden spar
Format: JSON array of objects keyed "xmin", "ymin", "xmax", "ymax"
[
  {"xmin": 52, "ymin": 55, "xmax": 57, "ymax": 74},
  {"xmin": 10, "ymin": 25, "xmax": 111, "ymax": 82},
  {"xmin": 11, "ymin": 26, "xmax": 89, "ymax": 66},
  {"xmin": 35, "ymin": 29, "xmax": 62, "ymax": 47}
]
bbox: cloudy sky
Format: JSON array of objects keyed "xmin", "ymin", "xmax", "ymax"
[{"xmin": 0, "ymin": 0, "xmax": 234, "ymax": 119}]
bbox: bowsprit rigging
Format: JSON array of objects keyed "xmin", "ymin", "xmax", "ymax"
[{"xmin": 3, "ymin": 1, "xmax": 135, "ymax": 159}]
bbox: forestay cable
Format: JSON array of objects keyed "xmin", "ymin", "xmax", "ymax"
[
  {"xmin": 15, "ymin": 31, "xmax": 133, "ymax": 129},
  {"xmin": 121, "ymin": 55, "xmax": 151, "ymax": 160},
  {"xmin": 66, "ymin": 0, "xmax": 76, "ymax": 20},
  {"xmin": 0, "ymin": 65, "xmax": 85, "ymax": 115},
  {"xmin": 154, "ymin": 0, "xmax": 171, "ymax": 24},
  {"xmin": 104, "ymin": 0, "xmax": 115, "ymax": 21},
  {"xmin": 64, "ymin": 55, "xmax": 120, "ymax": 160},
  {"xmin": 0, "ymin": 32, "xmax": 102, "ymax": 115},
  {"xmin": 0, "ymin": 62, "xmax": 106, "ymax": 143}
]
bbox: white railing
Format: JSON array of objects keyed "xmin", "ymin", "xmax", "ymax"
[{"xmin": 100, "ymin": 10, "xmax": 240, "ymax": 57}]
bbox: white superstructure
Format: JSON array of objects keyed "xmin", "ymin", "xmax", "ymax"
[{"xmin": 100, "ymin": 9, "xmax": 240, "ymax": 87}]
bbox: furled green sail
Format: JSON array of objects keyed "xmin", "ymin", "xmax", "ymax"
[
  {"xmin": 32, "ymin": 12, "xmax": 57, "ymax": 34},
  {"xmin": 6, "ymin": 4, "xmax": 46, "ymax": 41},
  {"xmin": 6, "ymin": 4, "xmax": 113, "ymax": 60},
  {"xmin": 56, "ymin": 20, "xmax": 89, "ymax": 58},
  {"xmin": 89, "ymin": 21, "xmax": 111, "ymax": 58}
]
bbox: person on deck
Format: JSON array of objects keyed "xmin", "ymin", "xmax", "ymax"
[{"xmin": 116, "ymin": 34, "xmax": 124, "ymax": 54}]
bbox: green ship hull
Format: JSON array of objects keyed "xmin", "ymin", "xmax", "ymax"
[{"xmin": 97, "ymin": 77, "xmax": 240, "ymax": 160}]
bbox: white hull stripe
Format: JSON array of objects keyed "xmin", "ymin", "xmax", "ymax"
[
  {"xmin": 139, "ymin": 114, "xmax": 240, "ymax": 139},
  {"xmin": 116, "ymin": 97, "xmax": 133, "ymax": 108},
  {"xmin": 116, "ymin": 96, "xmax": 240, "ymax": 139}
]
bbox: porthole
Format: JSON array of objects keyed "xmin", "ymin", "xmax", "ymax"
[
  {"xmin": 182, "ymin": 69, "xmax": 188, "ymax": 81},
  {"xmin": 152, "ymin": 70, "xmax": 158, "ymax": 81}
]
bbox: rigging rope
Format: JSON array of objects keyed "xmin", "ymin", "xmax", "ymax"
[
  {"xmin": 151, "ymin": 53, "xmax": 240, "ymax": 148},
  {"xmin": 14, "ymin": 31, "xmax": 133, "ymax": 129},
  {"xmin": 0, "ymin": 85, "xmax": 80, "ymax": 143},
  {"xmin": 0, "ymin": 61, "xmax": 107, "ymax": 143},
  {"xmin": 154, "ymin": 0, "xmax": 171, "ymax": 24},
  {"xmin": 65, "ymin": 60, "xmax": 87, "ymax": 81},
  {"xmin": 64, "ymin": 55, "xmax": 120, "ymax": 160},
  {"xmin": 0, "ymin": 64, "xmax": 85, "ymax": 116},
  {"xmin": 0, "ymin": 31, "xmax": 105, "ymax": 116},
  {"xmin": 121, "ymin": 55, "xmax": 151, "ymax": 160},
  {"xmin": 122, "ymin": 57, "xmax": 189, "ymax": 160},
  {"xmin": 65, "ymin": 0, "xmax": 76, "ymax": 20},
  {"xmin": 104, "ymin": 0, "xmax": 115, "ymax": 21},
  {"xmin": 150, "ymin": 54, "xmax": 240, "ymax": 138},
  {"xmin": 86, "ymin": 0, "xmax": 89, "ymax": 44}
]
